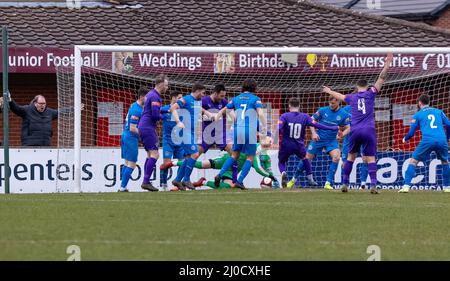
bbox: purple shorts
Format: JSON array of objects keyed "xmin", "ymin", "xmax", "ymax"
[
  {"xmin": 139, "ymin": 127, "xmax": 159, "ymax": 151},
  {"xmin": 278, "ymin": 144, "xmax": 306, "ymax": 164},
  {"xmin": 348, "ymin": 128, "xmax": 377, "ymax": 157},
  {"xmin": 200, "ymin": 140, "xmax": 228, "ymax": 153},
  {"xmin": 200, "ymin": 130, "xmax": 228, "ymax": 153}
]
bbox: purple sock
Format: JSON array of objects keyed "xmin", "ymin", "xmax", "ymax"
[
  {"xmin": 343, "ymin": 160, "xmax": 354, "ymax": 184},
  {"xmin": 143, "ymin": 158, "xmax": 150, "ymax": 184},
  {"xmin": 368, "ymin": 162, "xmax": 377, "ymax": 186},
  {"xmin": 278, "ymin": 162, "xmax": 286, "ymax": 174},
  {"xmin": 143, "ymin": 157, "xmax": 157, "ymax": 184},
  {"xmin": 302, "ymin": 158, "xmax": 312, "ymax": 175},
  {"xmin": 232, "ymin": 162, "xmax": 238, "ymax": 183}
]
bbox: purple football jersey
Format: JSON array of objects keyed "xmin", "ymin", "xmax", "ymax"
[
  {"xmin": 202, "ymin": 95, "xmax": 228, "ymax": 129},
  {"xmin": 344, "ymin": 86, "xmax": 378, "ymax": 132},
  {"xmin": 138, "ymin": 89, "xmax": 162, "ymax": 129},
  {"xmin": 279, "ymin": 112, "xmax": 313, "ymax": 146}
]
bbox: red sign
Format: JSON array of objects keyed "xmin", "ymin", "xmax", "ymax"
[{"xmin": 1, "ymin": 47, "xmax": 450, "ymax": 75}]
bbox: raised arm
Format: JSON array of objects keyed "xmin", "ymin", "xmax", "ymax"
[
  {"xmin": 9, "ymin": 99, "xmax": 28, "ymax": 117},
  {"xmin": 374, "ymin": 53, "xmax": 393, "ymax": 92},
  {"xmin": 322, "ymin": 86, "xmax": 346, "ymax": 102}
]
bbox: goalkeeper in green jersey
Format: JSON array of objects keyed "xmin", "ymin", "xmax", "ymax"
[{"xmin": 160, "ymin": 143, "xmax": 279, "ymax": 189}]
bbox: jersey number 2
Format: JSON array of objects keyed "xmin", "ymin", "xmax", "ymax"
[{"xmin": 428, "ymin": 114, "xmax": 438, "ymax": 129}]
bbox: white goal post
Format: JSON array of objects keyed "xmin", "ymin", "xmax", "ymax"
[{"xmin": 69, "ymin": 46, "xmax": 450, "ymax": 193}]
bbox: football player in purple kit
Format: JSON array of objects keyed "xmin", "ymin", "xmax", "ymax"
[
  {"xmin": 278, "ymin": 98, "xmax": 339, "ymax": 188},
  {"xmin": 199, "ymin": 83, "xmax": 232, "ymax": 154},
  {"xmin": 138, "ymin": 74, "xmax": 169, "ymax": 192},
  {"xmin": 323, "ymin": 53, "xmax": 393, "ymax": 194}
]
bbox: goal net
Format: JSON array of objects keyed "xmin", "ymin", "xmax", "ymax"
[{"xmin": 56, "ymin": 47, "xmax": 450, "ymax": 192}]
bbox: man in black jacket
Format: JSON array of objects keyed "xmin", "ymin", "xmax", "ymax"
[{"xmin": 9, "ymin": 95, "xmax": 58, "ymax": 146}]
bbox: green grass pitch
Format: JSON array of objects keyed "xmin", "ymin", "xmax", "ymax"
[{"xmin": 0, "ymin": 189, "xmax": 449, "ymax": 260}]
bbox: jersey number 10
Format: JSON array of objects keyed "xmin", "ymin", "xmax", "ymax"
[{"xmin": 288, "ymin": 123, "xmax": 302, "ymax": 139}]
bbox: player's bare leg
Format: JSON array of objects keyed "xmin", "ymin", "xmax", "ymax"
[{"xmin": 324, "ymin": 149, "xmax": 340, "ymax": 190}]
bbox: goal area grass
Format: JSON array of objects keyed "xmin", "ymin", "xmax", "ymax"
[{"xmin": 0, "ymin": 189, "xmax": 449, "ymax": 260}]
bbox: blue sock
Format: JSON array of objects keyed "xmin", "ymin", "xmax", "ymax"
[
  {"xmin": 360, "ymin": 162, "xmax": 368, "ymax": 184},
  {"xmin": 238, "ymin": 160, "xmax": 252, "ymax": 184},
  {"xmin": 120, "ymin": 166, "xmax": 134, "ymax": 188},
  {"xmin": 160, "ymin": 167, "xmax": 168, "ymax": 185},
  {"xmin": 404, "ymin": 164, "xmax": 416, "ymax": 186},
  {"xmin": 175, "ymin": 160, "xmax": 187, "ymax": 182},
  {"xmin": 219, "ymin": 157, "xmax": 235, "ymax": 178},
  {"xmin": 183, "ymin": 157, "xmax": 196, "ymax": 182},
  {"xmin": 294, "ymin": 160, "xmax": 304, "ymax": 179},
  {"xmin": 443, "ymin": 164, "xmax": 450, "ymax": 186},
  {"xmin": 326, "ymin": 161, "xmax": 339, "ymax": 183}
]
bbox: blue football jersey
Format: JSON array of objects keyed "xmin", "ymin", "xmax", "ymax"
[
  {"xmin": 176, "ymin": 94, "xmax": 202, "ymax": 141},
  {"xmin": 123, "ymin": 102, "xmax": 143, "ymax": 136},
  {"xmin": 312, "ymin": 106, "xmax": 349, "ymax": 142},
  {"xmin": 408, "ymin": 106, "xmax": 450, "ymax": 142},
  {"xmin": 227, "ymin": 92, "xmax": 262, "ymax": 134}
]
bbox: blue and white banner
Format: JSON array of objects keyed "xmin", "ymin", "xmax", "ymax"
[{"xmin": 0, "ymin": 149, "xmax": 446, "ymax": 193}]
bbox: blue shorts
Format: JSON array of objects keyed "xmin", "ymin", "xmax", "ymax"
[
  {"xmin": 182, "ymin": 143, "xmax": 199, "ymax": 156},
  {"xmin": 163, "ymin": 140, "xmax": 185, "ymax": 159},
  {"xmin": 232, "ymin": 143, "xmax": 257, "ymax": 156},
  {"xmin": 307, "ymin": 140, "xmax": 339, "ymax": 155},
  {"xmin": 121, "ymin": 133, "xmax": 139, "ymax": 163},
  {"xmin": 412, "ymin": 140, "xmax": 448, "ymax": 162}
]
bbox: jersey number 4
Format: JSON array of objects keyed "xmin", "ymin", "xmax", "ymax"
[
  {"xmin": 358, "ymin": 98, "xmax": 366, "ymax": 114},
  {"xmin": 288, "ymin": 123, "xmax": 302, "ymax": 139}
]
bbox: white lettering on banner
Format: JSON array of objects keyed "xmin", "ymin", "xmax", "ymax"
[
  {"xmin": 46, "ymin": 53, "xmax": 99, "ymax": 67},
  {"xmin": 402, "ymin": 158, "xmax": 424, "ymax": 184},
  {"xmin": 8, "ymin": 53, "xmax": 44, "ymax": 67},
  {"xmin": 377, "ymin": 158, "xmax": 397, "ymax": 184},
  {"xmin": 138, "ymin": 53, "xmax": 202, "ymax": 71},
  {"xmin": 429, "ymin": 159, "xmax": 441, "ymax": 184},
  {"xmin": 239, "ymin": 54, "xmax": 298, "ymax": 70},
  {"xmin": 329, "ymin": 54, "xmax": 415, "ymax": 68},
  {"xmin": 0, "ymin": 149, "xmax": 444, "ymax": 193}
]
